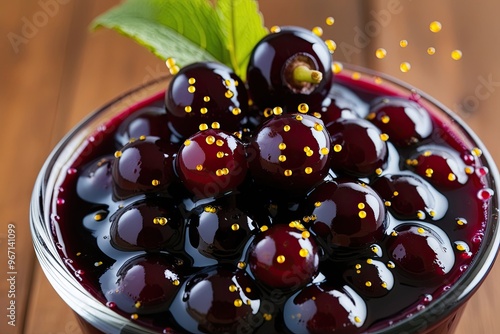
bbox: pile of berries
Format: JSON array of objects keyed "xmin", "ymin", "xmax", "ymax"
[{"xmin": 73, "ymin": 26, "xmax": 487, "ymax": 333}]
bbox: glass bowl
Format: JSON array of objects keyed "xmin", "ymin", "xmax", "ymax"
[{"xmin": 30, "ymin": 64, "xmax": 500, "ymax": 334}]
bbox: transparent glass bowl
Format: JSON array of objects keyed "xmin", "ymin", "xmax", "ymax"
[{"xmin": 30, "ymin": 64, "xmax": 500, "ymax": 334}]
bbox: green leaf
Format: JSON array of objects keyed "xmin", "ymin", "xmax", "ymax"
[
  {"xmin": 215, "ymin": 0, "xmax": 268, "ymax": 80},
  {"xmin": 91, "ymin": 0, "xmax": 230, "ymax": 68}
]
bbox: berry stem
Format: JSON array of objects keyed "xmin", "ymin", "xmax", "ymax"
[{"xmin": 293, "ymin": 65, "xmax": 323, "ymax": 85}]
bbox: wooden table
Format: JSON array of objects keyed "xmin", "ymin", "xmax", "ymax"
[{"xmin": 1, "ymin": 1, "xmax": 500, "ymax": 333}]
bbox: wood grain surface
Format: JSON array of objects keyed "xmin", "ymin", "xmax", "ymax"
[{"xmin": 1, "ymin": 1, "xmax": 499, "ymax": 333}]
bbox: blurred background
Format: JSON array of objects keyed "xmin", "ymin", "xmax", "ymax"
[{"xmin": 1, "ymin": 0, "xmax": 500, "ymax": 333}]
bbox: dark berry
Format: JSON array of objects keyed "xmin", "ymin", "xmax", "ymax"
[
  {"xmin": 387, "ymin": 223, "xmax": 455, "ymax": 281},
  {"xmin": 247, "ymin": 26, "xmax": 333, "ymax": 111},
  {"xmin": 103, "ymin": 253, "xmax": 184, "ymax": 314},
  {"xmin": 77, "ymin": 156, "xmax": 114, "ymax": 204},
  {"xmin": 187, "ymin": 202, "xmax": 260, "ymax": 261},
  {"xmin": 343, "ymin": 258, "xmax": 394, "ymax": 298},
  {"xmin": 371, "ymin": 173, "xmax": 448, "ymax": 220},
  {"xmin": 248, "ymin": 224, "xmax": 319, "ymax": 289},
  {"xmin": 180, "ymin": 266, "xmax": 261, "ymax": 333},
  {"xmin": 407, "ymin": 146, "xmax": 469, "ymax": 188},
  {"xmin": 165, "ymin": 62, "xmax": 248, "ymax": 138},
  {"xmin": 176, "ymin": 129, "xmax": 248, "ymax": 198},
  {"xmin": 283, "ymin": 282, "xmax": 366, "ymax": 334},
  {"xmin": 248, "ymin": 114, "xmax": 331, "ymax": 193},
  {"xmin": 115, "ymin": 106, "xmax": 173, "ymax": 148},
  {"xmin": 367, "ymin": 97, "xmax": 432, "ymax": 146},
  {"xmin": 319, "ymin": 84, "xmax": 369, "ymax": 127},
  {"xmin": 112, "ymin": 136, "xmax": 177, "ymax": 198},
  {"xmin": 328, "ymin": 118, "xmax": 388, "ymax": 177},
  {"xmin": 110, "ymin": 198, "xmax": 183, "ymax": 252},
  {"xmin": 308, "ymin": 181, "xmax": 387, "ymax": 250}
]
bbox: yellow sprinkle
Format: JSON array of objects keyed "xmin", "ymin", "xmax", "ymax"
[
  {"xmin": 211, "ymin": 122, "xmax": 220, "ymax": 129},
  {"xmin": 448, "ymin": 173, "xmax": 457, "ymax": 181},
  {"xmin": 429, "ymin": 21, "xmax": 442, "ymax": 33},
  {"xmin": 135, "ymin": 301, "xmax": 142, "ymax": 308},
  {"xmin": 200, "ymin": 107, "xmax": 208, "ymax": 114},
  {"xmin": 260, "ymin": 225, "xmax": 268, "ymax": 232},
  {"xmin": 472, "ymin": 147, "xmax": 483, "ymax": 157},
  {"xmin": 325, "ymin": 39, "xmax": 337, "ymax": 53},
  {"xmin": 153, "ymin": 217, "xmax": 168, "ymax": 225},
  {"xmin": 225, "ymin": 79, "xmax": 232, "ymax": 87},
  {"xmin": 216, "ymin": 139, "xmax": 224, "ymax": 146},
  {"xmin": 264, "ymin": 313, "xmax": 273, "ymax": 321},
  {"xmin": 457, "ymin": 218, "xmax": 467, "ymax": 226},
  {"xmin": 380, "ymin": 133, "xmax": 389, "ymax": 141},
  {"xmin": 332, "ymin": 62, "xmax": 343, "ymax": 74},
  {"xmin": 234, "ymin": 299, "xmax": 243, "ymax": 307},
  {"xmin": 312, "ymin": 26, "xmax": 323, "ymax": 37},
  {"xmin": 314, "ymin": 201, "xmax": 322, "ymax": 207},
  {"xmin": 245, "ymin": 287, "xmax": 252, "ymax": 293},
  {"xmin": 298, "ymin": 103, "xmax": 309, "ymax": 114},
  {"xmin": 188, "ymin": 86, "xmax": 196, "ymax": 93},
  {"xmin": 276, "ymin": 255, "xmax": 286, "ymax": 263},
  {"xmin": 94, "ymin": 261, "xmax": 103, "ymax": 267},
  {"xmin": 278, "ymin": 154, "xmax": 287, "ymax": 162},
  {"xmin": 229, "ymin": 284, "xmax": 238, "ymax": 292},
  {"xmin": 283, "ymin": 125, "xmax": 291, "ymax": 132},
  {"xmin": 354, "ymin": 316, "xmax": 361, "ymax": 323},
  {"xmin": 151, "ymin": 179, "xmax": 160, "ymax": 186},
  {"xmin": 429, "ymin": 210, "xmax": 436, "ymax": 217},
  {"xmin": 225, "ymin": 90, "xmax": 234, "ymax": 98},
  {"xmin": 400, "ymin": 62, "xmax": 411, "ymax": 73},
  {"xmin": 385, "ymin": 201, "xmax": 392, "ymax": 207},
  {"xmin": 299, "ymin": 249, "xmax": 309, "ymax": 257},
  {"xmin": 196, "ymin": 164, "xmax": 203, "ymax": 171},
  {"xmin": 381, "ymin": 115, "xmax": 390, "ymax": 124},
  {"xmin": 456, "ymin": 244, "xmax": 466, "ymax": 252},
  {"xmin": 375, "ymin": 168, "xmax": 383, "ymax": 175},
  {"xmin": 184, "ymin": 106, "xmax": 192, "ymax": 113},
  {"xmin": 295, "ymin": 115, "xmax": 303, "ymax": 121},
  {"xmin": 222, "ymin": 168, "xmax": 229, "ymax": 175},
  {"xmin": 238, "ymin": 261, "xmax": 246, "ymax": 269},
  {"xmin": 139, "ymin": 135, "xmax": 146, "ymax": 141},
  {"xmin": 417, "ymin": 211, "xmax": 425, "ymax": 219},
  {"xmin": 374, "ymin": 76, "xmax": 383, "ymax": 85},
  {"xmin": 365, "ymin": 281, "xmax": 372, "ymax": 287},
  {"xmin": 263, "ymin": 108, "xmax": 273, "ymax": 118},
  {"xmin": 417, "ymin": 227, "xmax": 425, "ymax": 234},
  {"xmin": 358, "ymin": 203, "xmax": 365, "ymax": 210},
  {"xmin": 465, "ymin": 166, "xmax": 474, "ymax": 175},
  {"xmin": 273, "ymin": 106, "xmax": 283, "ymax": 115},
  {"xmin": 375, "ymin": 48, "xmax": 387, "ymax": 59},
  {"xmin": 130, "ymin": 314, "xmax": 139, "ymax": 320},
  {"xmin": 305, "ymin": 167, "xmax": 313, "ymax": 174},
  {"xmin": 302, "ymin": 231, "xmax": 311, "ymax": 239},
  {"xmin": 391, "ymin": 231, "xmax": 398, "ymax": 237},
  {"xmin": 371, "ymin": 246, "xmax": 379, "ymax": 254},
  {"xmin": 367, "ymin": 112, "xmax": 376, "ymax": 120},
  {"xmin": 173, "ymin": 279, "xmax": 180, "ymax": 286},
  {"xmin": 216, "ymin": 151, "xmax": 225, "ymax": 158},
  {"xmin": 387, "ymin": 262, "xmax": 395, "ymax": 269},
  {"xmin": 284, "ymin": 169, "xmax": 293, "ymax": 177},
  {"xmin": 165, "ymin": 58, "xmax": 176, "ymax": 68},
  {"xmin": 169, "ymin": 66, "xmax": 180, "ymax": 75},
  {"xmin": 279, "ymin": 143, "xmax": 287, "ymax": 150},
  {"xmin": 425, "ymin": 168, "xmax": 434, "ymax": 177},
  {"xmin": 314, "ymin": 123, "xmax": 324, "ymax": 131},
  {"xmin": 381, "ymin": 282, "xmax": 388, "ymax": 289},
  {"xmin": 366, "ymin": 259, "xmax": 373, "ymax": 264},
  {"xmin": 206, "ymin": 135, "xmax": 216, "ymax": 145},
  {"xmin": 355, "ymin": 264, "xmax": 362, "ymax": 270},
  {"xmin": 270, "ymin": 25, "xmax": 281, "ymax": 33},
  {"xmin": 427, "ymin": 47, "xmax": 436, "ymax": 55},
  {"xmin": 231, "ymin": 223, "xmax": 240, "ymax": 231},
  {"xmin": 114, "ymin": 151, "xmax": 122, "ymax": 158},
  {"xmin": 451, "ymin": 50, "xmax": 463, "ymax": 60},
  {"xmin": 199, "ymin": 123, "xmax": 208, "ymax": 131},
  {"xmin": 352, "ymin": 72, "xmax": 361, "ymax": 80},
  {"xmin": 320, "ymin": 147, "xmax": 329, "ymax": 155},
  {"xmin": 203, "ymin": 96, "xmax": 210, "ymax": 102},
  {"xmin": 326, "ymin": 17, "xmax": 335, "ymax": 25},
  {"xmin": 400, "ymin": 39, "xmax": 409, "ymax": 48},
  {"xmin": 94, "ymin": 213, "xmax": 104, "ymax": 221},
  {"xmin": 333, "ymin": 144, "xmax": 342, "ymax": 152},
  {"xmin": 359, "ymin": 211, "xmax": 367, "ymax": 219},
  {"xmin": 232, "ymin": 107, "xmax": 241, "ymax": 115}
]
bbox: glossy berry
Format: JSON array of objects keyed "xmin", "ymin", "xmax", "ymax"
[
  {"xmin": 247, "ymin": 26, "xmax": 333, "ymax": 111},
  {"xmin": 367, "ymin": 97, "xmax": 432, "ymax": 146},
  {"xmin": 176, "ymin": 129, "xmax": 248, "ymax": 198},
  {"xmin": 181, "ymin": 266, "xmax": 261, "ymax": 334},
  {"xmin": 112, "ymin": 136, "xmax": 176, "ymax": 198},
  {"xmin": 308, "ymin": 181, "xmax": 387, "ymax": 250},
  {"xmin": 165, "ymin": 62, "xmax": 248, "ymax": 138},
  {"xmin": 319, "ymin": 84, "xmax": 370, "ymax": 127},
  {"xmin": 248, "ymin": 224, "xmax": 319, "ymax": 289},
  {"xmin": 343, "ymin": 258, "xmax": 394, "ymax": 298},
  {"xmin": 104, "ymin": 253, "xmax": 184, "ymax": 314},
  {"xmin": 387, "ymin": 224, "xmax": 455, "ymax": 281},
  {"xmin": 371, "ymin": 174, "xmax": 448, "ymax": 220},
  {"xmin": 283, "ymin": 282, "xmax": 366, "ymax": 334},
  {"xmin": 407, "ymin": 146, "xmax": 468, "ymax": 188},
  {"xmin": 77, "ymin": 156, "xmax": 114, "ymax": 204},
  {"xmin": 110, "ymin": 198, "xmax": 183, "ymax": 252},
  {"xmin": 187, "ymin": 202, "xmax": 260, "ymax": 260},
  {"xmin": 115, "ymin": 106, "xmax": 172, "ymax": 148},
  {"xmin": 328, "ymin": 118, "xmax": 388, "ymax": 177},
  {"xmin": 248, "ymin": 114, "xmax": 331, "ymax": 193}
]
